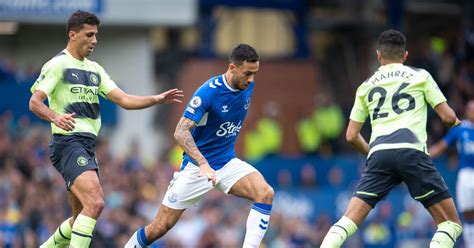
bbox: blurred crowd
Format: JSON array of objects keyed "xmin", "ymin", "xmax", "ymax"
[
  {"xmin": 418, "ymin": 35, "xmax": 474, "ymax": 149},
  {"xmin": 0, "ymin": 110, "xmax": 462, "ymax": 248}
]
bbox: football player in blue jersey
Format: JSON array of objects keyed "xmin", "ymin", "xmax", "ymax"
[
  {"xmin": 125, "ymin": 44, "xmax": 274, "ymax": 248},
  {"xmin": 430, "ymin": 100, "xmax": 474, "ymax": 248}
]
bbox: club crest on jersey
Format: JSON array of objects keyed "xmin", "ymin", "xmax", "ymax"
[
  {"xmin": 190, "ymin": 96, "xmax": 202, "ymax": 108},
  {"xmin": 89, "ymin": 73, "xmax": 99, "ymax": 85},
  {"xmin": 244, "ymin": 97, "xmax": 251, "ymax": 110}
]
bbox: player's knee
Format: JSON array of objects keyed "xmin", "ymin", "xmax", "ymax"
[
  {"xmin": 257, "ymin": 185, "xmax": 274, "ymax": 203},
  {"xmin": 85, "ymin": 197, "xmax": 105, "ymax": 216},
  {"xmin": 94, "ymin": 198, "xmax": 105, "ymax": 213}
]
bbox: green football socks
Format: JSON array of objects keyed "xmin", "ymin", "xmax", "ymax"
[
  {"xmin": 430, "ymin": 221, "xmax": 462, "ymax": 248},
  {"xmin": 40, "ymin": 218, "xmax": 72, "ymax": 248},
  {"xmin": 69, "ymin": 214, "xmax": 97, "ymax": 248},
  {"xmin": 320, "ymin": 216, "xmax": 358, "ymax": 248}
]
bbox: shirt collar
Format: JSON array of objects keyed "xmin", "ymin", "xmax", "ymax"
[{"xmin": 222, "ymin": 74, "xmax": 239, "ymax": 92}]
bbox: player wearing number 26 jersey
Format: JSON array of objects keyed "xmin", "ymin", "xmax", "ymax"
[
  {"xmin": 321, "ymin": 29, "xmax": 463, "ymax": 248},
  {"xmin": 351, "ymin": 64, "xmax": 445, "ymax": 156}
]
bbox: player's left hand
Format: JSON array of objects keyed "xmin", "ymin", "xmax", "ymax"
[{"xmin": 155, "ymin": 88, "xmax": 184, "ymax": 104}]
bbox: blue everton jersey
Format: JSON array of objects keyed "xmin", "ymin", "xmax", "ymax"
[
  {"xmin": 181, "ymin": 74, "xmax": 253, "ymax": 170},
  {"xmin": 444, "ymin": 120, "xmax": 474, "ymax": 169}
]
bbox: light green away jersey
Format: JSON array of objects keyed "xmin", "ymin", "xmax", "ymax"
[
  {"xmin": 349, "ymin": 63, "xmax": 446, "ymax": 157},
  {"xmin": 31, "ymin": 49, "xmax": 118, "ymax": 136}
]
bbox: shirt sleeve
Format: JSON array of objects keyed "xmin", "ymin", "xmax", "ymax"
[
  {"xmin": 183, "ymin": 86, "xmax": 212, "ymax": 123},
  {"xmin": 349, "ymin": 85, "xmax": 369, "ymax": 123},
  {"xmin": 30, "ymin": 61, "xmax": 60, "ymax": 97},
  {"xmin": 443, "ymin": 126, "xmax": 459, "ymax": 146},
  {"xmin": 96, "ymin": 64, "xmax": 118, "ymax": 98},
  {"xmin": 424, "ymin": 72, "xmax": 447, "ymax": 108}
]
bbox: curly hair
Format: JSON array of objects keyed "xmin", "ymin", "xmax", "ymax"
[{"xmin": 377, "ymin": 29, "xmax": 406, "ymax": 61}]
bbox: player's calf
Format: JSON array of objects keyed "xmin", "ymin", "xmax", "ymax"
[
  {"xmin": 124, "ymin": 220, "xmax": 174, "ymax": 248},
  {"xmin": 426, "ymin": 197, "xmax": 462, "ymax": 247},
  {"xmin": 125, "ymin": 205, "xmax": 184, "ymax": 247}
]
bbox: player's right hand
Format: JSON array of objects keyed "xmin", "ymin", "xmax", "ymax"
[
  {"xmin": 198, "ymin": 163, "xmax": 217, "ymax": 186},
  {"xmin": 53, "ymin": 112, "xmax": 76, "ymax": 131}
]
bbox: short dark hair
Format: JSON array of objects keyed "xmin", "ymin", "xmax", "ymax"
[
  {"xmin": 229, "ymin": 44, "xmax": 259, "ymax": 66},
  {"xmin": 66, "ymin": 10, "xmax": 100, "ymax": 36},
  {"xmin": 377, "ymin": 29, "xmax": 406, "ymax": 61}
]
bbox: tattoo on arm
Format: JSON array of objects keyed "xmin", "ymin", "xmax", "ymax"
[{"xmin": 175, "ymin": 117, "xmax": 207, "ymax": 165}]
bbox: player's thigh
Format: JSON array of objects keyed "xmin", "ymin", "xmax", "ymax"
[
  {"xmin": 353, "ymin": 150, "xmax": 401, "ymax": 208},
  {"xmin": 70, "ymin": 170, "xmax": 104, "ymax": 206},
  {"xmin": 162, "ymin": 162, "xmax": 214, "ymax": 210},
  {"xmin": 216, "ymin": 158, "xmax": 271, "ymax": 201},
  {"xmin": 456, "ymin": 167, "xmax": 474, "ymax": 215},
  {"xmin": 228, "ymin": 171, "xmax": 273, "ymax": 202},
  {"xmin": 399, "ymin": 149, "xmax": 451, "ymax": 208}
]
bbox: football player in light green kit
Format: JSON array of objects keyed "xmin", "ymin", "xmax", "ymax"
[
  {"xmin": 321, "ymin": 29, "xmax": 463, "ymax": 248},
  {"xmin": 29, "ymin": 10, "xmax": 184, "ymax": 248}
]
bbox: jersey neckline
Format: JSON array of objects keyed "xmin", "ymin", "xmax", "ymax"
[
  {"xmin": 63, "ymin": 49, "xmax": 87, "ymax": 64},
  {"xmin": 222, "ymin": 74, "xmax": 240, "ymax": 92},
  {"xmin": 378, "ymin": 63, "xmax": 404, "ymax": 71}
]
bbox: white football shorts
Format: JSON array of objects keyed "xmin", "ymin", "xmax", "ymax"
[
  {"xmin": 162, "ymin": 158, "xmax": 258, "ymax": 210},
  {"xmin": 456, "ymin": 167, "xmax": 474, "ymax": 212}
]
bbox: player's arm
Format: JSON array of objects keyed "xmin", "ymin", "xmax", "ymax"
[
  {"xmin": 429, "ymin": 117, "xmax": 459, "ymax": 158},
  {"xmin": 424, "ymin": 73, "xmax": 460, "ymax": 128},
  {"xmin": 174, "ymin": 117, "xmax": 205, "ymax": 164},
  {"xmin": 346, "ymin": 120, "xmax": 369, "ymax": 156},
  {"xmin": 29, "ymin": 90, "xmax": 76, "ymax": 131},
  {"xmin": 429, "ymin": 140, "xmax": 448, "ymax": 158},
  {"xmin": 174, "ymin": 116, "xmax": 216, "ymax": 185},
  {"xmin": 434, "ymin": 102, "xmax": 461, "ymax": 128},
  {"xmin": 106, "ymin": 88, "xmax": 184, "ymax": 110}
]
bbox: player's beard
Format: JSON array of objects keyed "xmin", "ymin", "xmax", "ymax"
[
  {"xmin": 231, "ymin": 77, "xmax": 247, "ymax": 90},
  {"xmin": 238, "ymin": 80, "xmax": 250, "ymax": 90}
]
